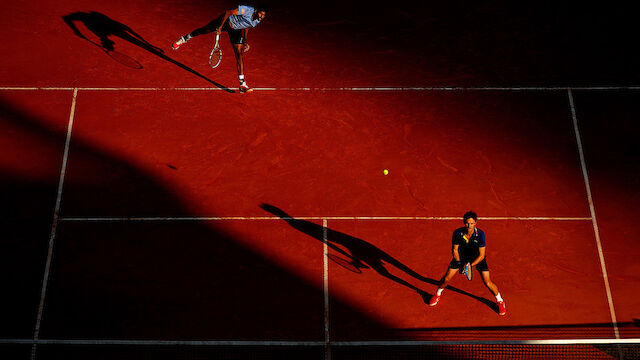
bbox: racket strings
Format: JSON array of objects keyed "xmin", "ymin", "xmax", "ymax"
[
  {"xmin": 209, "ymin": 34, "xmax": 222, "ymax": 68},
  {"xmin": 209, "ymin": 49, "xmax": 222, "ymax": 68},
  {"xmin": 465, "ymin": 262, "xmax": 473, "ymax": 280}
]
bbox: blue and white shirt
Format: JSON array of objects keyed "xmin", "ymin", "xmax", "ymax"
[{"xmin": 228, "ymin": 5, "xmax": 261, "ymax": 30}]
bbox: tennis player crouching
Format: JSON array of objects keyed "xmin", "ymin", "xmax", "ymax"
[
  {"xmin": 429, "ymin": 211, "xmax": 507, "ymax": 316},
  {"xmin": 173, "ymin": 4, "xmax": 268, "ymax": 93}
]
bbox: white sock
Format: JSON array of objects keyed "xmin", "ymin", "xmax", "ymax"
[
  {"xmin": 495, "ymin": 293, "xmax": 503, "ymax": 302},
  {"xmin": 239, "ymin": 74, "xmax": 245, "ymax": 84},
  {"xmin": 436, "ymin": 288, "xmax": 444, "ymax": 296}
]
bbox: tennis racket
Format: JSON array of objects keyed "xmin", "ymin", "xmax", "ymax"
[
  {"xmin": 464, "ymin": 262, "xmax": 473, "ymax": 281},
  {"xmin": 209, "ymin": 34, "xmax": 222, "ymax": 68}
]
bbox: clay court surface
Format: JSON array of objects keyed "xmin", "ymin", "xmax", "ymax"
[{"xmin": 1, "ymin": 0, "xmax": 639, "ymax": 359}]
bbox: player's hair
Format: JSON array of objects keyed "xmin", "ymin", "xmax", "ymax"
[
  {"xmin": 463, "ymin": 211, "xmax": 477, "ymax": 222},
  {"xmin": 254, "ymin": 3, "xmax": 269, "ymax": 12}
]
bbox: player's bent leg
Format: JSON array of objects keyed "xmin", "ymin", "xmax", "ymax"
[
  {"xmin": 480, "ymin": 271, "xmax": 506, "ymax": 315},
  {"xmin": 174, "ymin": 17, "xmax": 222, "ymax": 50},
  {"xmin": 480, "ymin": 271, "xmax": 498, "ymax": 296},
  {"xmin": 429, "ymin": 268, "xmax": 458, "ymax": 306},
  {"xmin": 442, "ymin": 267, "xmax": 459, "ymax": 284},
  {"xmin": 191, "ymin": 17, "xmax": 223, "ymax": 38}
]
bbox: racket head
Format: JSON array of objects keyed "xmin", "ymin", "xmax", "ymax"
[
  {"xmin": 106, "ymin": 50, "xmax": 143, "ymax": 69},
  {"xmin": 209, "ymin": 48, "xmax": 222, "ymax": 68},
  {"xmin": 209, "ymin": 34, "xmax": 222, "ymax": 68},
  {"xmin": 465, "ymin": 262, "xmax": 473, "ymax": 281},
  {"xmin": 327, "ymin": 253, "xmax": 362, "ymax": 274}
]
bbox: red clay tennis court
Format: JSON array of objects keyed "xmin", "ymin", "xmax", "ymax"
[{"xmin": 1, "ymin": 0, "xmax": 639, "ymax": 359}]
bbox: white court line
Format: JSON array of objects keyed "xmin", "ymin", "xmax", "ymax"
[
  {"xmin": 567, "ymin": 89, "xmax": 620, "ymax": 340},
  {"xmin": 1, "ymin": 86, "xmax": 640, "ymax": 91},
  {"xmin": 2, "ymin": 338, "xmax": 639, "ymax": 346},
  {"xmin": 0, "ymin": 87, "xmax": 75, "ymax": 91},
  {"xmin": 59, "ymin": 216, "xmax": 592, "ymax": 221},
  {"xmin": 255, "ymin": 86, "xmax": 640, "ymax": 92},
  {"xmin": 31, "ymin": 89, "xmax": 79, "ymax": 360}
]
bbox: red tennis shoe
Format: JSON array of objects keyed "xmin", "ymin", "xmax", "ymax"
[
  {"xmin": 428, "ymin": 294, "xmax": 441, "ymax": 306},
  {"xmin": 498, "ymin": 300, "xmax": 507, "ymax": 316},
  {"xmin": 239, "ymin": 83, "xmax": 253, "ymax": 93},
  {"xmin": 172, "ymin": 36, "xmax": 187, "ymax": 50}
]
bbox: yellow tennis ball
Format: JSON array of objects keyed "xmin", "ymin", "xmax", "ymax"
[{"xmin": 383, "ymin": 169, "xmax": 389, "ymax": 175}]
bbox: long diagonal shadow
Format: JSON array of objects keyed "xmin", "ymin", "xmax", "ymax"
[
  {"xmin": 0, "ymin": 98, "xmax": 485, "ymax": 358},
  {"xmin": 62, "ymin": 11, "xmax": 234, "ymax": 93},
  {"xmin": 261, "ymin": 204, "xmax": 498, "ymax": 313}
]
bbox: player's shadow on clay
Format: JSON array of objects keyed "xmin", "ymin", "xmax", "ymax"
[
  {"xmin": 260, "ymin": 204, "xmax": 498, "ymax": 313},
  {"xmin": 62, "ymin": 11, "xmax": 234, "ymax": 92}
]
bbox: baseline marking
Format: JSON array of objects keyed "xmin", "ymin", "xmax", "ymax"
[
  {"xmin": 1, "ymin": 86, "xmax": 640, "ymax": 92},
  {"xmin": 59, "ymin": 216, "xmax": 592, "ymax": 221}
]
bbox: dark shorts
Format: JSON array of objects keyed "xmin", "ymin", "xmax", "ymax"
[
  {"xmin": 449, "ymin": 258, "xmax": 489, "ymax": 272},
  {"xmin": 227, "ymin": 27, "xmax": 245, "ymax": 45}
]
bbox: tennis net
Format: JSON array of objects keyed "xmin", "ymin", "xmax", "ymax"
[
  {"xmin": 3, "ymin": 339, "xmax": 639, "ymax": 360},
  {"xmin": 331, "ymin": 340, "xmax": 640, "ymax": 359}
]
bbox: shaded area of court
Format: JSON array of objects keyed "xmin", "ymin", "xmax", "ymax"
[
  {"xmin": 573, "ymin": 91, "xmax": 640, "ymax": 339},
  {"xmin": 40, "ymin": 221, "xmax": 327, "ymax": 340},
  {"xmin": 0, "ymin": 92, "xmax": 73, "ymax": 338}
]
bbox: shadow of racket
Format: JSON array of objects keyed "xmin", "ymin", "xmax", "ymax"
[
  {"xmin": 327, "ymin": 253, "xmax": 369, "ymax": 274},
  {"xmin": 105, "ymin": 49, "xmax": 143, "ymax": 69},
  {"xmin": 85, "ymin": 38, "xmax": 143, "ymax": 69}
]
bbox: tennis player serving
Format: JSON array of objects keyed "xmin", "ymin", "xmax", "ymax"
[
  {"xmin": 172, "ymin": 4, "xmax": 268, "ymax": 93},
  {"xmin": 429, "ymin": 211, "xmax": 507, "ymax": 315}
]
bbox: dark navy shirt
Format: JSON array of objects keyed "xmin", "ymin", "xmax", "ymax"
[{"xmin": 452, "ymin": 227, "xmax": 486, "ymax": 260}]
